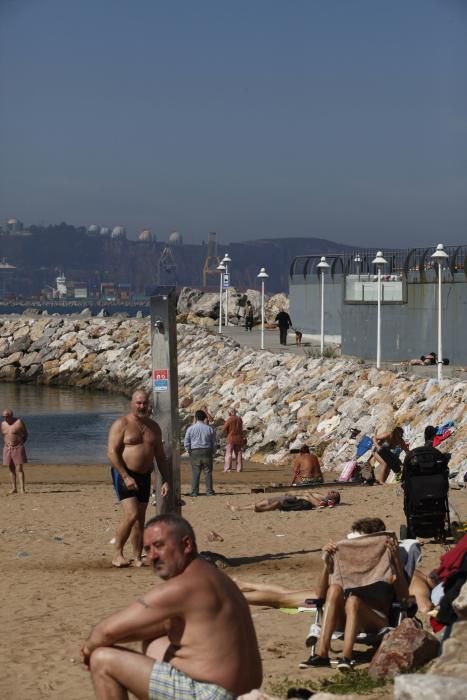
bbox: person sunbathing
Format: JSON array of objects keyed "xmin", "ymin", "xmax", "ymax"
[
  {"xmin": 227, "ymin": 490, "xmax": 340, "ymax": 513},
  {"xmin": 236, "ymin": 518, "xmax": 387, "ymax": 608}
]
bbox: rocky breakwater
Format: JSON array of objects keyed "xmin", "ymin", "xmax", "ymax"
[{"xmin": 1, "ymin": 315, "xmax": 465, "ymax": 475}]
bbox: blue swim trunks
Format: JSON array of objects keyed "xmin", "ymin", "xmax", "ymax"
[{"xmin": 148, "ymin": 661, "xmax": 236, "ymax": 700}]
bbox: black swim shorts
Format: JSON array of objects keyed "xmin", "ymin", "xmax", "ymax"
[{"xmin": 114, "ymin": 468, "xmax": 151, "ymax": 503}]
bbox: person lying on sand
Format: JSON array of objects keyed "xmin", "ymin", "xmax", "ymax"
[
  {"xmin": 81, "ymin": 514, "xmax": 262, "ymax": 700},
  {"xmin": 227, "ymin": 490, "xmax": 340, "ymax": 513}
]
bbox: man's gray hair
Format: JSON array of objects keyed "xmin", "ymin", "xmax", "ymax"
[{"xmin": 229, "ymin": 407, "xmax": 237, "ymax": 416}]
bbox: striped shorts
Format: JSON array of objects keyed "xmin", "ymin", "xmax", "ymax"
[{"xmin": 148, "ymin": 662, "xmax": 236, "ymax": 700}]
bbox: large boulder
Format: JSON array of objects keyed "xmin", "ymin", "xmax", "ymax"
[
  {"xmin": 394, "ymin": 674, "xmax": 467, "ymax": 700},
  {"xmin": 429, "ymin": 620, "xmax": 467, "ymax": 680},
  {"xmin": 368, "ymin": 618, "xmax": 439, "ymax": 680}
]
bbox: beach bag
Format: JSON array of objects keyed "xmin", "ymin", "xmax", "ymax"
[
  {"xmin": 338, "ymin": 459, "xmax": 357, "ymax": 483},
  {"xmin": 377, "ymin": 445, "xmax": 402, "ymax": 474}
]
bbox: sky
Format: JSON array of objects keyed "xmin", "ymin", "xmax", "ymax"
[{"xmin": 1, "ymin": 0, "xmax": 466, "ymax": 248}]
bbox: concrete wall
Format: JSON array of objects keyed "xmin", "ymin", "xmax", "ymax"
[
  {"xmin": 289, "ymin": 275, "xmax": 344, "ymax": 336},
  {"xmin": 341, "ymin": 274, "xmax": 467, "ymax": 365}
]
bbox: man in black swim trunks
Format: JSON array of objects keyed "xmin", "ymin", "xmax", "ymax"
[{"xmin": 108, "ymin": 390, "xmax": 170, "ymax": 568}]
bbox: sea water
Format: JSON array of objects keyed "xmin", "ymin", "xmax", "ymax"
[{"xmin": 0, "ymin": 383, "xmax": 128, "ymax": 463}]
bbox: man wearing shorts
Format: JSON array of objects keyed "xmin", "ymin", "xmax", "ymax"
[
  {"xmin": 108, "ymin": 390, "xmax": 170, "ymax": 568},
  {"xmin": 2, "ymin": 408, "xmax": 28, "ymax": 494},
  {"xmin": 81, "ymin": 514, "xmax": 262, "ymax": 699}
]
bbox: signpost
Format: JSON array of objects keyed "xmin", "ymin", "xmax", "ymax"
[
  {"xmin": 150, "ymin": 288, "xmax": 180, "ymax": 514},
  {"xmin": 223, "ymin": 273, "xmax": 230, "ymax": 289}
]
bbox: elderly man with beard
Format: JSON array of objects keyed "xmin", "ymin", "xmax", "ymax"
[
  {"xmin": 81, "ymin": 514, "xmax": 263, "ymax": 699},
  {"xmin": 108, "ymin": 390, "xmax": 170, "ymax": 568}
]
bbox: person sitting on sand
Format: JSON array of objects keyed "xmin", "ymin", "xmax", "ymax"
[
  {"xmin": 81, "ymin": 514, "xmax": 262, "ymax": 700},
  {"xmin": 291, "ymin": 445, "xmax": 324, "ymax": 486},
  {"xmin": 227, "ymin": 489, "xmax": 340, "ymax": 513}
]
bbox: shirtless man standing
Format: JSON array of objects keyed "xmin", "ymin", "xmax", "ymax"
[
  {"xmin": 292, "ymin": 444, "xmax": 324, "ymax": 486},
  {"xmin": 108, "ymin": 390, "xmax": 170, "ymax": 568},
  {"xmin": 81, "ymin": 514, "xmax": 263, "ymax": 699},
  {"xmin": 2, "ymin": 408, "xmax": 28, "ymax": 495}
]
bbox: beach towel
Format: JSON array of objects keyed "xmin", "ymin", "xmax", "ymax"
[
  {"xmin": 338, "ymin": 459, "xmax": 357, "ymax": 482},
  {"xmin": 356, "ymin": 435, "xmax": 373, "ymax": 458},
  {"xmin": 330, "ymin": 532, "xmax": 395, "ymax": 593}
]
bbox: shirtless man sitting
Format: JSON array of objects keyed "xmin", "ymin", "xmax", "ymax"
[
  {"xmin": 108, "ymin": 390, "xmax": 170, "ymax": 568},
  {"xmin": 292, "ymin": 445, "xmax": 324, "ymax": 486},
  {"xmin": 81, "ymin": 514, "xmax": 263, "ymax": 699},
  {"xmin": 2, "ymin": 408, "xmax": 28, "ymax": 495}
]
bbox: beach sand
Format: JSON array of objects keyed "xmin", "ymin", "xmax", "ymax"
[{"xmin": 1, "ymin": 459, "xmax": 465, "ymax": 699}]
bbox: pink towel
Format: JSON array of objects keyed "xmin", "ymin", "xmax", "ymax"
[{"xmin": 330, "ymin": 532, "xmax": 395, "ymax": 591}]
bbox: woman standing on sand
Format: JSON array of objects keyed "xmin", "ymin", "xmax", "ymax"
[{"xmin": 222, "ymin": 408, "xmax": 244, "ymax": 473}]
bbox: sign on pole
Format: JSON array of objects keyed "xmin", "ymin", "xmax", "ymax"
[{"xmin": 223, "ymin": 273, "xmax": 230, "ymax": 289}]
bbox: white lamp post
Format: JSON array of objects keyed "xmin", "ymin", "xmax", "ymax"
[
  {"xmin": 372, "ymin": 251, "xmax": 387, "ymax": 369},
  {"xmin": 221, "ymin": 253, "xmax": 231, "ymax": 326},
  {"xmin": 431, "ymin": 243, "xmax": 449, "ymax": 381},
  {"xmin": 354, "ymin": 254, "xmax": 361, "ymax": 281},
  {"xmin": 317, "ymin": 256, "xmax": 330, "ymax": 357},
  {"xmin": 257, "ymin": 267, "xmax": 269, "ymax": 350},
  {"xmin": 217, "ymin": 262, "xmax": 226, "ymax": 334}
]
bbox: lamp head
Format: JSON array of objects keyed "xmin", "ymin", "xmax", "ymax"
[
  {"xmin": 257, "ymin": 267, "xmax": 269, "ymax": 279},
  {"xmin": 372, "ymin": 251, "xmax": 387, "ymax": 266},
  {"xmin": 317, "ymin": 256, "xmax": 330, "ymax": 270},
  {"xmin": 217, "ymin": 263, "xmax": 226, "ymax": 271},
  {"xmin": 431, "ymin": 243, "xmax": 448, "ymax": 261},
  {"xmin": 222, "ymin": 253, "xmax": 232, "ymax": 264},
  {"xmin": 354, "ymin": 255, "xmax": 361, "ymax": 264}
]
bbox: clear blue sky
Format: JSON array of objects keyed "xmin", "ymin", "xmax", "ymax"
[{"xmin": 1, "ymin": 0, "xmax": 466, "ymax": 247}]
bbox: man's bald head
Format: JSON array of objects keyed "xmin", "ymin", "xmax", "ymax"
[{"xmin": 2, "ymin": 409, "xmax": 13, "ymax": 421}]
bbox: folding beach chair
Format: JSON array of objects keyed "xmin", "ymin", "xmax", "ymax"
[{"xmin": 299, "ymin": 537, "xmax": 420, "ymax": 666}]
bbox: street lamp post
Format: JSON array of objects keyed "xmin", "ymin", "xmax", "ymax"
[
  {"xmin": 221, "ymin": 253, "xmax": 232, "ymax": 326},
  {"xmin": 354, "ymin": 254, "xmax": 361, "ymax": 281},
  {"xmin": 431, "ymin": 243, "xmax": 449, "ymax": 381},
  {"xmin": 217, "ymin": 262, "xmax": 226, "ymax": 334},
  {"xmin": 257, "ymin": 267, "xmax": 269, "ymax": 350},
  {"xmin": 317, "ymin": 256, "xmax": 330, "ymax": 357},
  {"xmin": 372, "ymin": 251, "xmax": 387, "ymax": 369}
]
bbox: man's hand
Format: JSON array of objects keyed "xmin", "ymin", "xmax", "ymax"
[
  {"xmin": 161, "ymin": 481, "xmax": 169, "ymax": 498},
  {"xmin": 80, "ymin": 643, "xmax": 92, "ymax": 670},
  {"xmin": 322, "ymin": 541, "xmax": 337, "ymax": 572},
  {"xmin": 123, "ymin": 474, "xmax": 138, "ymax": 491}
]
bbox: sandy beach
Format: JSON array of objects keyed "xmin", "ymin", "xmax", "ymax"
[{"xmin": 1, "ymin": 459, "xmax": 465, "ymax": 700}]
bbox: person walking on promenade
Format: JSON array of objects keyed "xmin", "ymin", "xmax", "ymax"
[
  {"xmin": 222, "ymin": 407, "xmax": 244, "ymax": 473},
  {"xmin": 245, "ymin": 300, "xmax": 254, "ymax": 332},
  {"xmin": 80, "ymin": 514, "xmax": 262, "ymax": 699},
  {"xmin": 108, "ymin": 390, "xmax": 170, "ymax": 568},
  {"xmin": 184, "ymin": 409, "xmax": 217, "ymax": 496},
  {"xmin": 2, "ymin": 408, "xmax": 28, "ymax": 495},
  {"xmin": 275, "ymin": 308, "xmax": 293, "ymax": 345}
]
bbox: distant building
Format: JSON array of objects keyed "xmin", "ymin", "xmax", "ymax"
[
  {"xmin": 168, "ymin": 231, "xmax": 183, "ymax": 246},
  {"xmin": 111, "ymin": 226, "xmax": 126, "ymax": 239}
]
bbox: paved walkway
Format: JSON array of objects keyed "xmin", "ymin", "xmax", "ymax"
[{"xmin": 218, "ymin": 324, "xmax": 465, "ymax": 378}]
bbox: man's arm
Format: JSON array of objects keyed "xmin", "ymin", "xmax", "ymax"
[
  {"xmin": 20, "ymin": 420, "xmax": 28, "ymax": 443},
  {"xmin": 184, "ymin": 426, "xmax": 192, "ymax": 453},
  {"xmin": 209, "ymin": 426, "xmax": 217, "ymax": 452},
  {"xmin": 81, "ymin": 584, "xmax": 183, "ymax": 662}
]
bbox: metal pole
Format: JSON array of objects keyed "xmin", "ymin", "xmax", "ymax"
[
  {"xmin": 437, "ymin": 262, "xmax": 443, "ymax": 382},
  {"xmin": 376, "ymin": 268, "xmax": 381, "ymax": 369},
  {"xmin": 224, "ymin": 263, "xmax": 229, "ymax": 326},
  {"xmin": 261, "ymin": 279, "xmax": 265, "ymax": 350},
  {"xmin": 218, "ymin": 270, "xmax": 223, "ymax": 334},
  {"xmin": 320, "ymin": 270, "xmax": 325, "ymax": 357},
  {"xmin": 150, "ymin": 288, "xmax": 180, "ymax": 515}
]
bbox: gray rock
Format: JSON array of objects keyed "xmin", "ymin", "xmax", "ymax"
[{"xmin": 394, "ymin": 674, "xmax": 467, "ymax": 700}]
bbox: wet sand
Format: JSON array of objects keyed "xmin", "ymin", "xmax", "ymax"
[{"xmin": 1, "ymin": 459, "xmax": 465, "ymax": 699}]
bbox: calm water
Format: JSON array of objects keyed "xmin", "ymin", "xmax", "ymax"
[{"xmin": 0, "ymin": 384, "xmax": 128, "ymax": 463}]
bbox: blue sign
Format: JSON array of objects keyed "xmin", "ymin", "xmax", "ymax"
[{"xmin": 223, "ymin": 273, "xmax": 230, "ymax": 289}]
